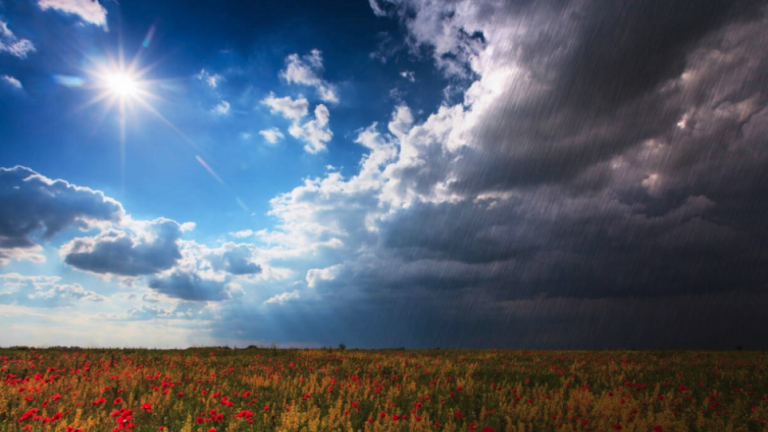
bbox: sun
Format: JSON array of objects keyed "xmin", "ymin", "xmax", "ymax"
[
  {"xmin": 95, "ymin": 66, "xmax": 148, "ymax": 104},
  {"xmin": 104, "ymin": 72, "xmax": 141, "ymax": 99}
]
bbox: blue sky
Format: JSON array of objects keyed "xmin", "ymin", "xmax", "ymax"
[{"xmin": 2, "ymin": 0, "xmax": 768, "ymax": 349}]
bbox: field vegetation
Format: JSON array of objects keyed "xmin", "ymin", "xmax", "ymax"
[{"xmin": 1, "ymin": 347, "xmax": 766, "ymax": 431}]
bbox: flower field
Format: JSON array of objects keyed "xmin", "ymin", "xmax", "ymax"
[{"xmin": 1, "ymin": 348, "xmax": 766, "ymax": 432}]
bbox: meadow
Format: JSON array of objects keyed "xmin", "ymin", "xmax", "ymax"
[{"xmin": 1, "ymin": 347, "xmax": 766, "ymax": 431}]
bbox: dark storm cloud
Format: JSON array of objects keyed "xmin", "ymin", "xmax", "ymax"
[
  {"xmin": 148, "ymin": 271, "xmax": 233, "ymax": 301},
  {"xmin": 358, "ymin": 0, "xmax": 768, "ymax": 299},
  {"xmin": 0, "ymin": 166, "xmax": 123, "ymax": 259},
  {"xmin": 541, "ymin": 0, "xmax": 758, "ymax": 111},
  {"xmin": 451, "ymin": 0, "xmax": 763, "ymax": 193},
  {"xmin": 62, "ymin": 219, "xmax": 183, "ymax": 276}
]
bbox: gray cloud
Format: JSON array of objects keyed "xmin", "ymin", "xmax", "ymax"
[
  {"xmin": 0, "ymin": 166, "xmax": 124, "ymax": 263},
  {"xmin": 148, "ymin": 271, "xmax": 236, "ymax": 301},
  {"xmin": 62, "ymin": 219, "xmax": 183, "ymax": 276},
  {"xmin": 208, "ymin": 244, "xmax": 262, "ymax": 275}
]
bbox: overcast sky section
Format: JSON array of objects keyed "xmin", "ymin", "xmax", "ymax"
[{"xmin": 0, "ymin": 0, "xmax": 767, "ymax": 349}]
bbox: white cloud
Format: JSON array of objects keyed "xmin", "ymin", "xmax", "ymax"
[
  {"xmin": 253, "ymin": 109, "xmax": 404, "ymax": 260},
  {"xmin": 2, "ymin": 75, "xmax": 22, "ymax": 89},
  {"xmin": 305, "ymin": 264, "xmax": 342, "ymax": 288},
  {"xmin": 259, "ymin": 127, "xmax": 285, "ymax": 144},
  {"xmin": 261, "ymin": 93, "xmax": 332, "ymax": 153},
  {"xmin": 0, "ymin": 21, "xmax": 36, "ymax": 59},
  {"xmin": 288, "ymin": 104, "xmax": 332, "ymax": 153},
  {"xmin": 28, "ymin": 283, "xmax": 105, "ymax": 303},
  {"xmin": 261, "ymin": 92, "xmax": 309, "ymax": 121},
  {"xmin": 263, "ymin": 290, "xmax": 300, "ymax": 304},
  {"xmin": 0, "ymin": 245, "xmax": 45, "ymax": 265},
  {"xmin": 0, "ymin": 273, "xmax": 105, "ymax": 307},
  {"xmin": 400, "ymin": 70, "xmax": 416, "ymax": 82},
  {"xmin": 230, "ymin": 229, "xmax": 255, "ymax": 238},
  {"xmin": 37, "ymin": 0, "xmax": 108, "ymax": 28},
  {"xmin": 212, "ymin": 100, "xmax": 230, "ymax": 115},
  {"xmin": 197, "ymin": 69, "xmax": 223, "ymax": 88},
  {"xmin": 279, "ymin": 50, "xmax": 338, "ymax": 103}
]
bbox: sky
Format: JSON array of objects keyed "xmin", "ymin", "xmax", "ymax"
[{"xmin": 0, "ymin": 0, "xmax": 767, "ymax": 349}]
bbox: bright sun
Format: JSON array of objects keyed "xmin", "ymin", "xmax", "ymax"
[{"xmin": 104, "ymin": 72, "xmax": 140, "ymax": 98}]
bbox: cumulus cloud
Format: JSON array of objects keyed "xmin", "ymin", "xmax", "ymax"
[
  {"xmin": 2, "ymin": 75, "xmax": 22, "ymax": 89},
  {"xmin": 279, "ymin": 50, "xmax": 338, "ymax": 103},
  {"xmin": 261, "ymin": 93, "xmax": 309, "ymax": 120},
  {"xmin": 132, "ymin": 239, "xmax": 279, "ymax": 301},
  {"xmin": 0, "ymin": 273, "xmax": 104, "ymax": 307},
  {"xmin": 148, "ymin": 271, "xmax": 239, "ymax": 302},
  {"xmin": 305, "ymin": 265, "xmax": 341, "ymax": 288},
  {"xmin": 259, "ymin": 127, "xmax": 285, "ymax": 144},
  {"xmin": 60, "ymin": 218, "xmax": 184, "ymax": 277},
  {"xmin": 263, "ymin": 290, "xmax": 300, "ymax": 304},
  {"xmin": 0, "ymin": 21, "xmax": 36, "ymax": 59},
  {"xmin": 206, "ymin": 244, "xmax": 262, "ymax": 275},
  {"xmin": 288, "ymin": 104, "xmax": 332, "ymax": 153},
  {"xmin": 37, "ymin": 0, "xmax": 108, "ymax": 28},
  {"xmin": 261, "ymin": 94, "xmax": 332, "ymax": 153},
  {"xmin": 0, "ymin": 166, "xmax": 124, "ymax": 264}
]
